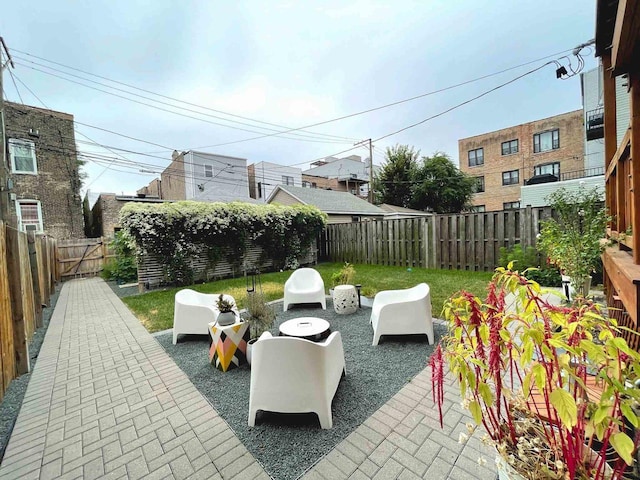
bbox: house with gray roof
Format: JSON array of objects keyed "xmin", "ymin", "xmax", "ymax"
[{"xmin": 267, "ymin": 185, "xmax": 385, "ymax": 224}]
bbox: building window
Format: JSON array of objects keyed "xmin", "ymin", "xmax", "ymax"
[
  {"xmin": 502, "ymin": 170, "xmax": 519, "ymax": 186},
  {"xmin": 257, "ymin": 182, "xmax": 262, "ymax": 198},
  {"xmin": 9, "ymin": 139, "xmax": 37, "ymax": 174},
  {"xmin": 282, "ymin": 175, "xmax": 294, "ymax": 185},
  {"xmin": 474, "ymin": 205, "xmax": 486, "ymax": 213},
  {"xmin": 533, "ymin": 129, "xmax": 560, "ymax": 153},
  {"xmin": 16, "ymin": 200, "xmax": 43, "ymax": 233},
  {"xmin": 468, "ymin": 148, "xmax": 484, "ymax": 167},
  {"xmin": 503, "ymin": 201, "xmax": 520, "ymax": 210},
  {"xmin": 501, "ymin": 139, "xmax": 519, "ymax": 155},
  {"xmin": 475, "ymin": 176, "xmax": 485, "ymax": 193},
  {"xmin": 352, "ymin": 216, "xmax": 361, "ymax": 222},
  {"xmin": 204, "ymin": 165, "xmax": 213, "ymax": 178},
  {"xmin": 534, "ymin": 162, "xmax": 560, "ymax": 177},
  {"xmin": 302, "ymin": 181, "xmax": 310, "ymax": 188}
]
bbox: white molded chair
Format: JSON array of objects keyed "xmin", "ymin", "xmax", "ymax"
[
  {"xmin": 172, "ymin": 289, "xmax": 238, "ymax": 344},
  {"xmin": 248, "ymin": 331, "xmax": 345, "ymax": 429},
  {"xmin": 283, "ymin": 268, "xmax": 327, "ymax": 311},
  {"xmin": 370, "ymin": 283, "xmax": 434, "ymax": 346}
]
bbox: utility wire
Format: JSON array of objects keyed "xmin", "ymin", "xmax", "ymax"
[
  {"xmin": 373, "ymin": 61, "xmax": 554, "ymax": 142},
  {"xmin": 12, "ymin": 49, "xmax": 358, "ymax": 143},
  {"xmin": 16, "ymin": 63, "xmax": 351, "ymax": 146}
]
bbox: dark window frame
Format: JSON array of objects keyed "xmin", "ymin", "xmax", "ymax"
[
  {"xmin": 503, "ymin": 201, "xmax": 520, "ymax": 210},
  {"xmin": 475, "ymin": 176, "xmax": 485, "ymax": 193},
  {"xmin": 501, "ymin": 139, "xmax": 519, "ymax": 156},
  {"xmin": 534, "ymin": 162, "xmax": 560, "ymax": 177},
  {"xmin": 533, "ymin": 129, "xmax": 560, "ymax": 153},
  {"xmin": 468, "ymin": 148, "xmax": 484, "ymax": 167},
  {"xmin": 502, "ymin": 170, "xmax": 519, "ymax": 186}
]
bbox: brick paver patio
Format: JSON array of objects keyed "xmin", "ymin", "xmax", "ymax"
[{"xmin": 0, "ymin": 277, "xmax": 496, "ymax": 479}]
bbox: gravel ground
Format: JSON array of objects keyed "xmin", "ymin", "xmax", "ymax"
[
  {"xmin": 0, "ymin": 286, "xmax": 61, "ymax": 462},
  {"xmin": 156, "ymin": 299, "xmax": 444, "ymax": 480}
]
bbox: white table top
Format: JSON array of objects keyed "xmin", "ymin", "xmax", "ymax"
[{"xmin": 279, "ymin": 317, "xmax": 330, "ymax": 339}]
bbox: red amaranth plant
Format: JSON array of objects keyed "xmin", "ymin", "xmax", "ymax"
[{"xmin": 430, "ymin": 266, "xmax": 640, "ymax": 479}]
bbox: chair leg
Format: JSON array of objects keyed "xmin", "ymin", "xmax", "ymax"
[
  {"xmin": 372, "ymin": 332, "xmax": 381, "ymax": 346},
  {"xmin": 318, "ymin": 408, "xmax": 333, "ymax": 429},
  {"xmin": 173, "ymin": 330, "xmax": 178, "ymax": 345},
  {"xmin": 248, "ymin": 409, "xmax": 257, "ymax": 427}
]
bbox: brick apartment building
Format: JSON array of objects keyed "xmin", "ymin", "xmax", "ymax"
[
  {"xmin": 4, "ymin": 102, "xmax": 84, "ymax": 239},
  {"xmin": 458, "ymin": 110, "xmax": 584, "ymax": 212}
]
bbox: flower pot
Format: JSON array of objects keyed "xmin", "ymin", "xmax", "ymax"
[
  {"xmin": 217, "ymin": 311, "xmax": 237, "ymax": 326},
  {"xmin": 247, "ymin": 338, "xmax": 258, "ymax": 366}
]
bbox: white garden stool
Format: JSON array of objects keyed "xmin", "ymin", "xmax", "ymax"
[{"xmin": 332, "ymin": 285, "xmax": 358, "ymax": 314}]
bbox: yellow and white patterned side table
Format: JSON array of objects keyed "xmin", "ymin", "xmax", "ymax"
[{"xmin": 208, "ymin": 320, "xmax": 249, "ymax": 371}]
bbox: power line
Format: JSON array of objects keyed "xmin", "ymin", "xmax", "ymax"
[
  {"xmin": 15, "ymin": 62, "xmax": 353, "ymax": 146},
  {"xmin": 373, "ymin": 62, "xmax": 555, "ymax": 142},
  {"xmin": 12, "ymin": 49, "xmax": 358, "ymax": 143}
]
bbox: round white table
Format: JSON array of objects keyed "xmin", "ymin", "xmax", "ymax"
[{"xmin": 278, "ymin": 317, "xmax": 331, "ymax": 342}]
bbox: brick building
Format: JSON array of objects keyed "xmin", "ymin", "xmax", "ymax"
[
  {"xmin": 4, "ymin": 102, "xmax": 84, "ymax": 239},
  {"xmin": 86, "ymin": 193, "xmax": 165, "ymax": 238},
  {"xmin": 458, "ymin": 110, "xmax": 584, "ymax": 212}
]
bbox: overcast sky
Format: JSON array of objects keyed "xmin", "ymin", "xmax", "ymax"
[{"xmin": 1, "ymin": 1, "xmax": 598, "ymax": 200}]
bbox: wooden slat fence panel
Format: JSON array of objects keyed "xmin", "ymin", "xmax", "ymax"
[
  {"xmin": 0, "ymin": 222, "xmax": 15, "ymax": 401},
  {"xmin": 57, "ymin": 237, "xmax": 113, "ymax": 280},
  {"xmin": 18, "ymin": 232, "xmax": 36, "ymax": 343},
  {"xmin": 138, "ymin": 241, "xmax": 318, "ymax": 290},
  {"xmin": 5, "ymin": 227, "xmax": 28, "ymax": 375},
  {"xmin": 320, "ymin": 208, "xmax": 552, "ymax": 271}
]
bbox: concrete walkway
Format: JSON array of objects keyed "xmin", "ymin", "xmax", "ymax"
[{"xmin": 0, "ymin": 278, "xmax": 496, "ymax": 479}]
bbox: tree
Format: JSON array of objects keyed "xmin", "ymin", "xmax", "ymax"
[
  {"xmin": 410, "ymin": 152, "xmax": 475, "ymax": 213},
  {"xmin": 373, "ymin": 144, "xmax": 419, "ymax": 207}
]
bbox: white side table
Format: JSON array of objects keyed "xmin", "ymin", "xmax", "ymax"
[{"xmin": 332, "ymin": 285, "xmax": 358, "ymax": 314}]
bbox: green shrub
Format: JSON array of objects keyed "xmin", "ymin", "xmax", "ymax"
[
  {"xmin": 101, "ymin": 231, "xmax": 138, "ymax": 283},
  {"xmin": 119, "ymin": 201, "xmax": 327, "ymax": 285},
  {"xmin": 498, "ymin": 244, "xmax": 562, "ymax": 287},
  {"xmin": 331, "ymin": 262, "xmax": 356, "ymax": 287}
]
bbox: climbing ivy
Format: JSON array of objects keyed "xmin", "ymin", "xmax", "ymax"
[{"xmin": 119, "ymin": 201, "xmax": 327, "ymax": 285}]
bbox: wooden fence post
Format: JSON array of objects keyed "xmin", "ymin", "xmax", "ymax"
[
  {"xmin": 5, "ymin": 227, "xmax": 28, "ymax": 375},
  {"xmin": 0, "ymin": 222, "xmax": 16, "ymax": 400},
  {"xmin": 27, "ymin": 232, "xmax": 43, "ymax": 328}
]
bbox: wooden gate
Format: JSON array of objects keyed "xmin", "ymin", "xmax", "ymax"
[{"xmin": 57, "ymin": 237, "xmax": 112, "ymax": 280}]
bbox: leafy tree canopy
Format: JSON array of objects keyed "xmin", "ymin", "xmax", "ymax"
[
  {"xmin": 410, "ymin": 152, "xmax": 475, "ymax": 213},
  {"xmin": 373, "ymin": 144, "xmax": 419, "ymax": 207}
]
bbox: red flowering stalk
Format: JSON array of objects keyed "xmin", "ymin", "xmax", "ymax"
[{"xmin": 428, "ymin": 345, "xmax": 444, "ymax": 428}]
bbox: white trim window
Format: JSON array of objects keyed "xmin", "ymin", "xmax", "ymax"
[
  {"xmin": 16, "ymin": 200, "xmax": 44, "ymax": 233},
  {"xmin": 9, "ymin": 139, "xmax": 38, "ymax": 174},
  {"xmin": 204, "ymin": 164, "xmax": 213, "ymax": 178}
]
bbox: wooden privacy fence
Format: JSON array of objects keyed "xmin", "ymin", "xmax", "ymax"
[
  {"xmin": 57, "ymin": 237, "xmax": 114, "ymax": 280},
  {"xmin": 320, "ymin": 207, "xmax": 552, "ymax": 271},
  {"xmin": 0, "ymin": 222, "xmax": 56, "ymax": 400},
  {"xmin": 319, "ymin": 217, "xmax": 437, "ymax": 268}
]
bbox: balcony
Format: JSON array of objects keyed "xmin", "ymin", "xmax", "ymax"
[
  {"xmin": 560, "ymin": 166, "xmax": 605, "ymax": 181},
  {"xmin": 586, "ymin": 106, "xmax": 604, "ymax": 140}
]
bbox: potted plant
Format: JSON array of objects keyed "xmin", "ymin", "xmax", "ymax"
[
  {"xmin": 244, "ymin": 291, "xmax": 276, "ymax": 365},
  {"xmin": 216, "ymin": 294, "xmax": 238, "ymax": 326},
  {"xmin": 330, "ymin": 262, "xmax": 356, "ymax": 293},
  {"xmin": 429, "ymin": 266, "xmax": 640, "ymax": 480},
  {"xmin": 537, "ymin": 186, "xmax": 609, "ymax": 298}
]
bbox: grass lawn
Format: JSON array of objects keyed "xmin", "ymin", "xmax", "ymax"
[{"xmin": 122, "ymin": 262, "xmax": 494, "ymax": 333}]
